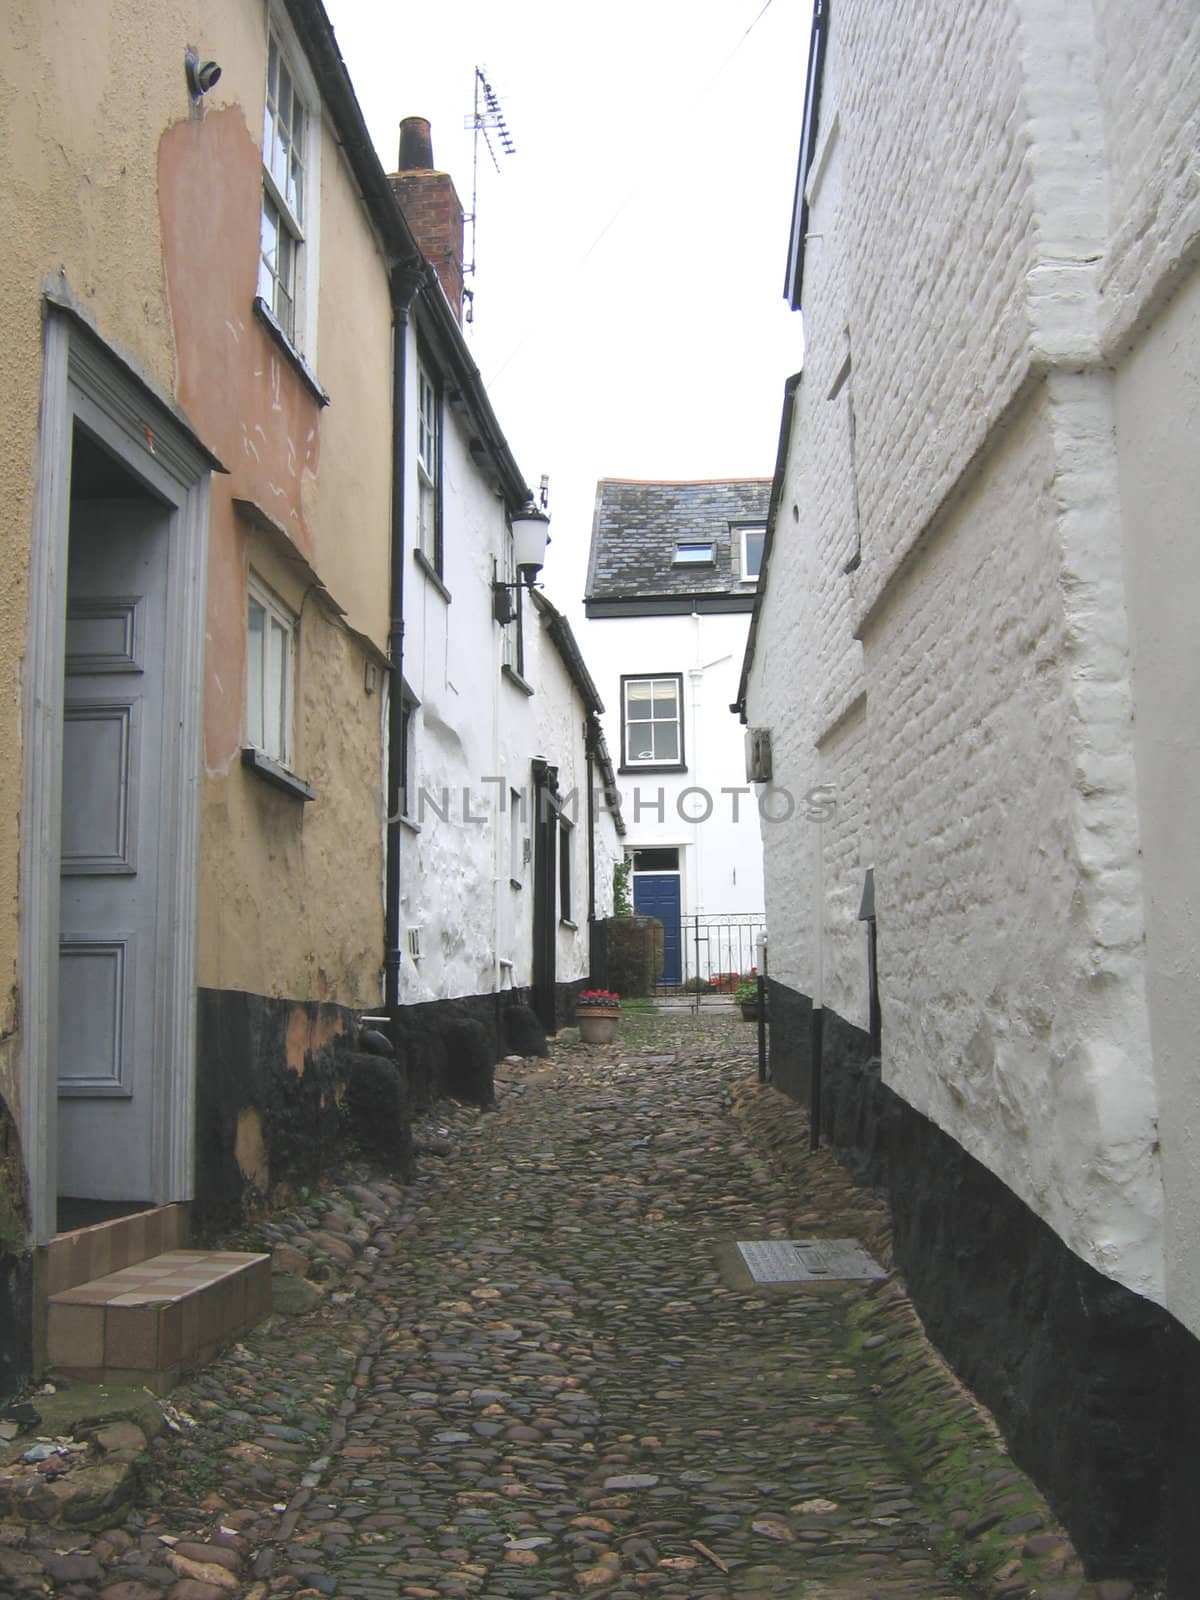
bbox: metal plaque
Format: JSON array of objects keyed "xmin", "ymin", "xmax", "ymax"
[{"xmin": 736, "ymin": 1238, "xmax": 886, "ymax": 1284}]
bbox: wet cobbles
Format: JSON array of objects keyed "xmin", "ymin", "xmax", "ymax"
[
  {"xmin": 0, "ymin": 1005, "xmax": 1124, "ymax": 1599},
  {"xmin": 307, "ymin": 1026, "xmax": 966, "ymax": 1600}
]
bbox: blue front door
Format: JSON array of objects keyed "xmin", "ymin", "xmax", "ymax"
[{"xmin": 633, "ymin": 874, "xmax": 682, "ymax": 986}]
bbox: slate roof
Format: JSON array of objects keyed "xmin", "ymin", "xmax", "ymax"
[{"xmin": 584, "ymin": 478, "xmax": 771, "ymax": 614}]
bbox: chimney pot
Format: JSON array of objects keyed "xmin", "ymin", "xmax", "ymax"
[
  {"xmin": 398, "ymin": 116, "xmax": 434, "ymax": 172},
  {"xmin": 391, "ymin": 117, "xmax": 467, "ymax": 326}
]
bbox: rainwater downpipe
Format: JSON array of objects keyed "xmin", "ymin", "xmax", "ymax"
[
  {"xmin": 810, "ymin": 769, "xmax": 826, "ymax": 1152},
  {"xmin": 384, "ymin": 273, "xmax": 419, "ymax": 1026}
]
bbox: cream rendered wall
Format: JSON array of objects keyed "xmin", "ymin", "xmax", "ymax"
[
  {"xmin": 746, "ymin": 0, "xmax": 1200, "ymax": 1313},
  {"xmin": 0, "ymin": 0, "xmax": 292, "ymax": 1114},
  {"xmin": 0, "ymin": 0, "xmax": 397, "ymax": 1017},
  {"xmin": 151, "ymin": 8, "xmax": 395, "ymax": 1009},
  {"xmin": 587, "ymin": 611, "xmax": 765, "ymax": 918},
  {"xmin": 0, "ymin": 0, "xmax": 217, "ymax": 1115}
]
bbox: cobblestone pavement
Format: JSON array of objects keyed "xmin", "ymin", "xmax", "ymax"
[{"xmin": 1, "ymin": 1004, "xmax": 1128, "ymax": 1599}]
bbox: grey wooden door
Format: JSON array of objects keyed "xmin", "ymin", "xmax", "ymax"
[{"xmin": 57, "ymin": 497, "xmax": 168, "ymax": 1201}]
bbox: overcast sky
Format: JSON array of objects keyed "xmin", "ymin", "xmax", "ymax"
[{"xmin": 323, "ymin": 0, "xmax": 806, "ymax": 617}]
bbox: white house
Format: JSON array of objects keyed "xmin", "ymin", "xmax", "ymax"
[
  {"xmin": 389, "ymin": 121, "xmax": 621, "ymax": 1042},
  {"xmin": 585, "ymin": 478, "xmax": 768, "ymax": 987},
  {"xmin": 738, "ymin": 0, "xmax": 1200, "ymax": 1588}
]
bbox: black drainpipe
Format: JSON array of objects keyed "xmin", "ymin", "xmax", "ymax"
[
  {"xmin": 384, "ymin": 269, "xmax": 422, "ymax": 1024},
  {"xmin": 585, "ymin": 721, "xmax": 597, "ymax": 925}
]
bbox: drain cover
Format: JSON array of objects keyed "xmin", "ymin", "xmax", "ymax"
[{"xmin": 736, "ymin": 1239, "xmax": 886, "ymax": 1284}]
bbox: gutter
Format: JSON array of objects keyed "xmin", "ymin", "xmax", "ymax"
[{"xmin": 734, "ymin": 371, "xmax": 802, "ymax": 720}]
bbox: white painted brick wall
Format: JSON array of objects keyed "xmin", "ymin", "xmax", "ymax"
[
  {"xmin": 1093, "ymin": 0, "xmax": 1200, "ymax": 354},
  {"xmin": 838, "ymin": 0, "xmax": 1037, "ymax": 621},
  {"xmin": 745, "ymin": 0, "xmax": 1200, "ymax": 1314}
]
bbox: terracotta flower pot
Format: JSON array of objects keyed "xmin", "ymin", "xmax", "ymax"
[{"xmin": 578, "ymin": 1008, "xmax": 620, "ymax": 1044}]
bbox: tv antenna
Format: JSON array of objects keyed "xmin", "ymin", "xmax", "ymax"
[{"xmin": 462, "ymin": 67, "xmax": 515, "ymax": 322}]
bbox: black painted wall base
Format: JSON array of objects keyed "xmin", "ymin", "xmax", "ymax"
[
  {"xmin": 766, "ymin": 974, "xmax": 1200, "ymax": 1594},
  {"xmin": 0, "ymin": 1096, "xmax": 33, "ymax": 1403},
  {"xmin": 195, "ymin": 983, "xmax": 566, "ymax": 1234},
  {"xmin": 0, "ymin": 1253, "xmax": 32, "ymax": 1405}
]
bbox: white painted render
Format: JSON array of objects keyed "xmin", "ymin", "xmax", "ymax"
[
  {"xmin": 585, "ymin": 609, "xmax": 765, "ymax": 920},
  {"xmin": 1114, "ymin": 268, "xmax": 1200, "ymax": 1332},
  {"xmin": 398, "ymin": 330, "xmax": 597, "ymax": 1004},
  {"xmin": 746, "ymin": 0, "xmax": 1200, "ymax": 1327}
]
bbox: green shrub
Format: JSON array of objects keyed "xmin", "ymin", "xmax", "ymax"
[
  {"xmin": 612, "ymin": 858, "xmax": 633, "ymax": 919},
  {"xmin": 606, "ymin": 915, "xmax": 662, "ymax": 997}
]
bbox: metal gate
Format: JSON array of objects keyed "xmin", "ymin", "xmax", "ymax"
[{"xmin": 655, "ymin": 911, "xmax": 766, "ymax": 994}]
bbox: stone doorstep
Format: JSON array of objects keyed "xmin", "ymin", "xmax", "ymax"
[
  {"xmin": 47, "ymin": 1250, "xmax": 272, "ymax": 1395},
  {"xmin": 44, "ymin": 1203, "xmax": 190, "ymax": 1296}
]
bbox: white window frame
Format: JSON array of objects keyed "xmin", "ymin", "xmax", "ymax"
[
  {"xmin": 417, "ymin": 357, "xmax": 441, "ymax": 571},
  {"xmin": 501, "ymin": 524, "xmax": 523, "ymax": 672},
  {"xmin": 739, "ymin": 524, "xmax": 766, "ymax": 583},
  {"xmin": 559, "ymin": 816, "xmax": 575, "ymax": 924},
  {"xmin": 246, "ymin": 574, "xmax": 297, "ymax": 768},
  {"xmin": 399, "ymin": 684, "xmax": 418, "ymax": 820},
  {"xmin": 509, "ymin": 786, "xmax": 525, "ymax": 888},
  {"xmin": 622, "ymin": 674, "xmax": 684, "ymax": 768},
  {"xmin": 258, "ymin": 9, "xmax": 322, "ymax": 361}
]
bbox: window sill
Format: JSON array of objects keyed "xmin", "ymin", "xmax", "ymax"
[
  {"xmin": 501, "ymin": 663, "xmax": 534, "ymax": 697},
  {"xmin": 242, "ymin": 745, "xmax": 315, "ymax": 801},
  {"xmin": 618, "ymin": 763, "xmax": 687, "ymax": 776},
  {"xmin": 252, "ymin": 297, "xmax": 330, "ymax": 407},
  {"xmin": 412, "ymin": 548, "xmax": 451, "ymax": 603}
]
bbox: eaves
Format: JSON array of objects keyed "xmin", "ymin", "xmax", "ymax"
[{"xmin": 735, "ymin": 370, "xmax": 802, "ymax": 719}]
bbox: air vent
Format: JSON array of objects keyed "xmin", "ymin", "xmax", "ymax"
[
  {"xmin": 745, "ymin": 727, "xmax": 773, "ymax": 783},
  {"xmin": 406, "ymin": 926, "xmax": 422, "ymax": 962}
]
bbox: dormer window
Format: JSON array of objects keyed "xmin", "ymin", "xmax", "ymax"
[
  {"xmin": 674, "ymin": 541, "xmax": 715, "ymax": 565},
  {"xmin": 737, "ymin": 524, "xmax": 766, "ymax": 583}
]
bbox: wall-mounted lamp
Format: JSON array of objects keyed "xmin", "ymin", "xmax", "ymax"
[
  {"xmin": 186, "ymin": 49, "xmax": 222, "ymax": 100},
  {"xmin": 492, "ymin": 497, "xmax": 551, "ymax": 624}
]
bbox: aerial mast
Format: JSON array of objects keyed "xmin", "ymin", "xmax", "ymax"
[{"xmin": 463, "ymin": 66, "xmax": 515, "ymax": 323}]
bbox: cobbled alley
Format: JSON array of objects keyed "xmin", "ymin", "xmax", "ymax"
[{"xmin": 1, "ymin": 1006, "xmax": 1122, "ymax": 1600}]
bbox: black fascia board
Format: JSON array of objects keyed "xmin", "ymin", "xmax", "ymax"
[
  {"xmin": 584, "ymin": 594, "xmax": 757, "ymax": 619},
  {"xmin": 784, "ymin": 0, "xmax": 830, "ymax": 312}
]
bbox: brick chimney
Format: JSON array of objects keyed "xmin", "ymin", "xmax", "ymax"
[{"xmin": 391, "ymin": 117, "xmax": 466, "ymax": 325}]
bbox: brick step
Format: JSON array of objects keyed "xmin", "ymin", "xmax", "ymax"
[
  {"xmin": 46, "ymin": 1204, "xmax": 189, "ymax": 1297},
  {"xmin": 47, "ymin": 1249, "xmax": 272, "ymax": 1394}
]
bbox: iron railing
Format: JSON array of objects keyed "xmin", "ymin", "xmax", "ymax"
[{"xmin": 656, "ymin": 910, "xmax": 766, "ymax": 995}]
